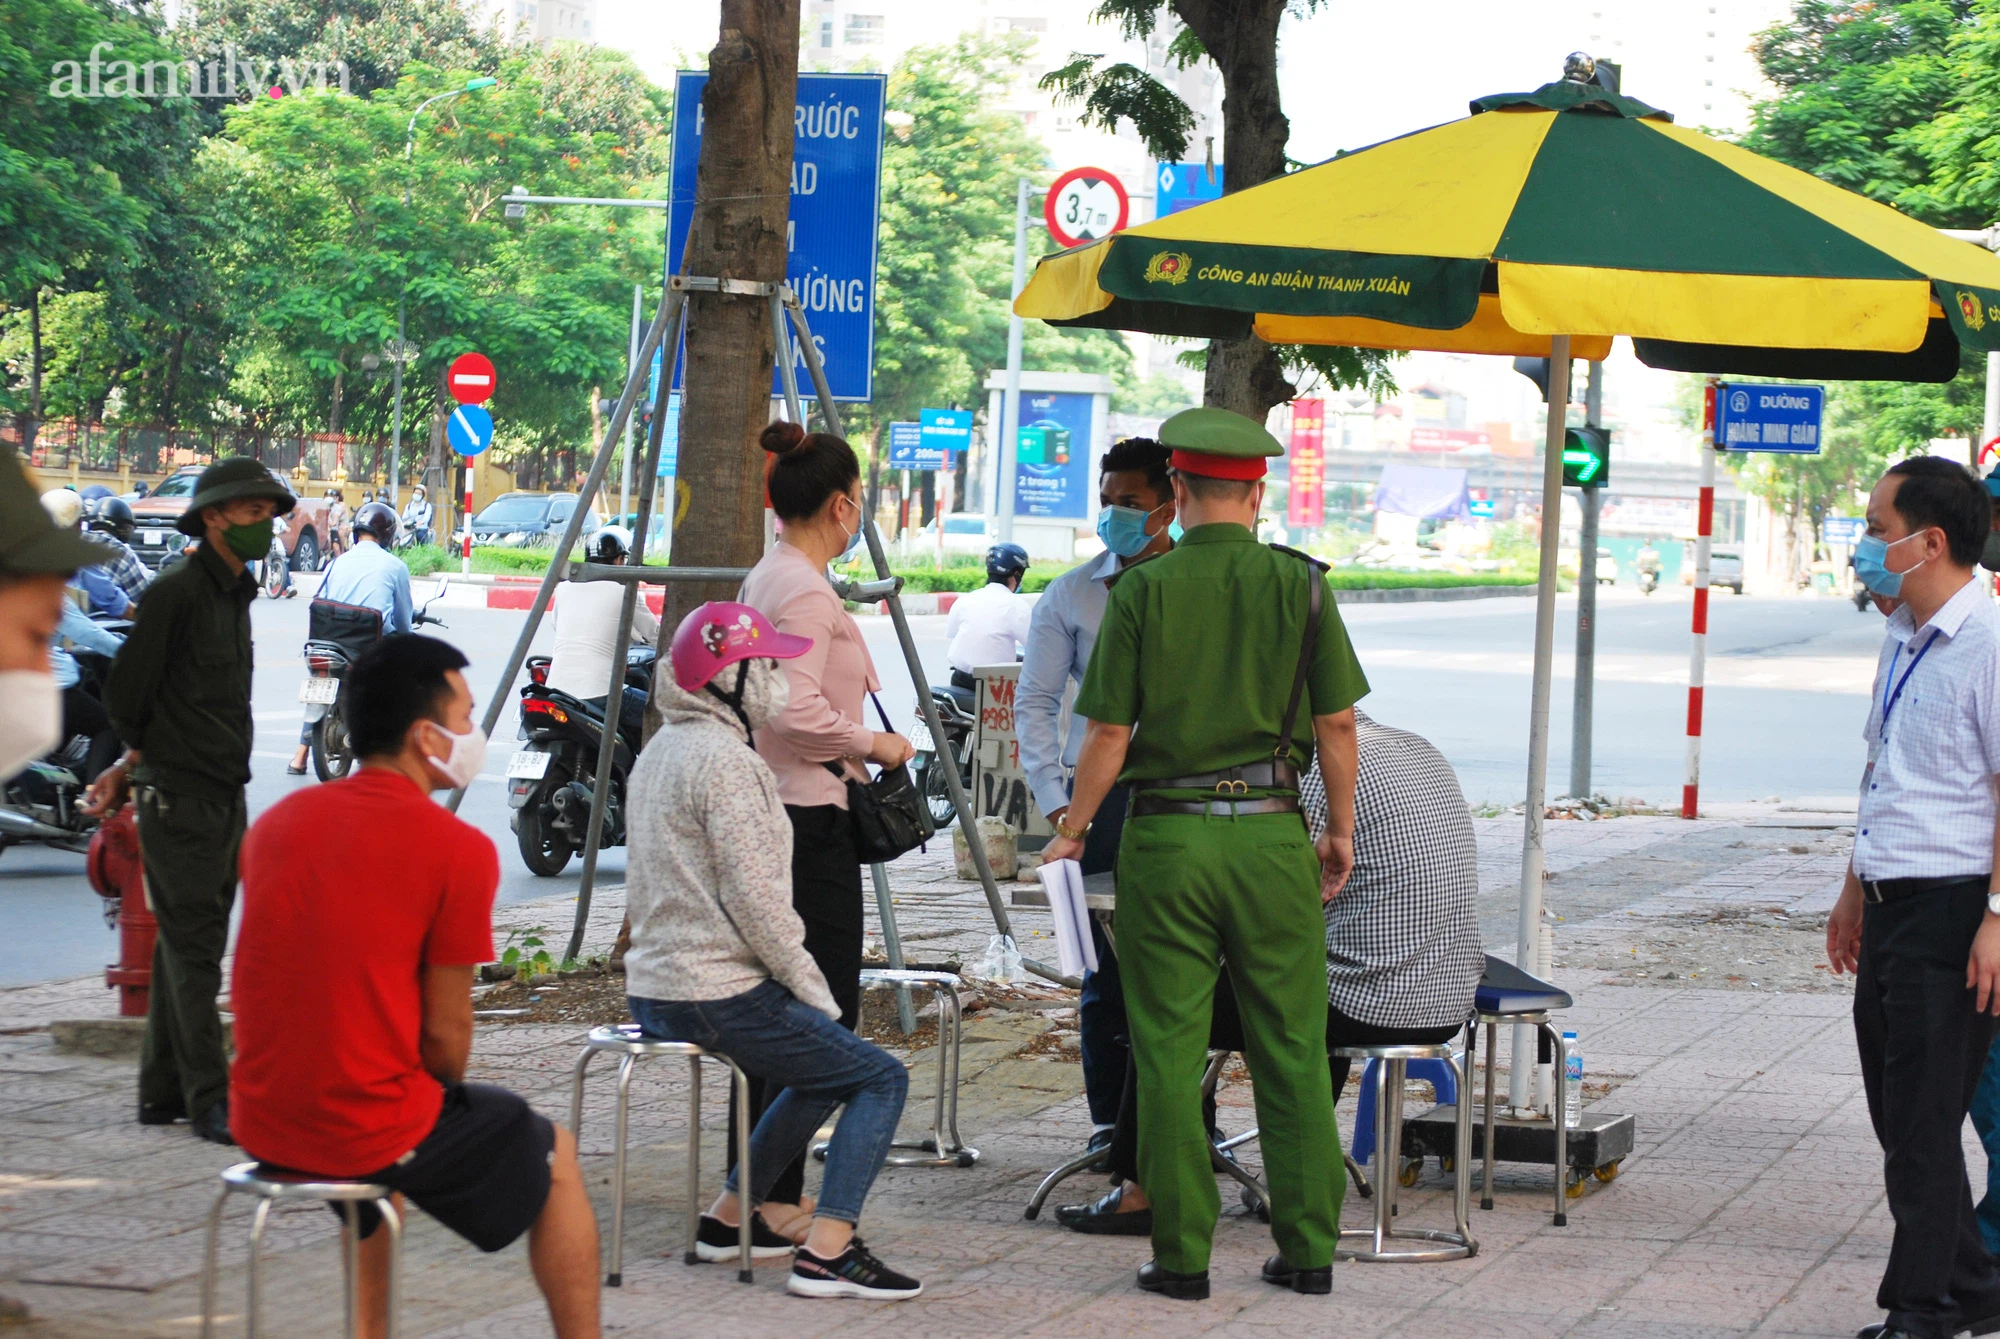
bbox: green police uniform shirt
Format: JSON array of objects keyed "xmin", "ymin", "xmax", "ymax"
[{"xmin": 1075, "ymin": 522, "xmax": 1369, "ymax": 788}]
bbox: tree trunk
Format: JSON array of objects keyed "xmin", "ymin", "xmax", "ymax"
[
  {"xmin": 328, "ymin": 366, "xmax": 346, "ymax": 439},
  {"xmin": 1175, "ymin": 0, "xmax": 1295, "ymax": 420},
  {"xmin": 427, "ymin": 363, "xmax": 450, "ymax": 533},
  {"xmin": 662, "ymin": 0, "xmax": 799, "ymax": 637},
  {"xmin": 24, "ymin": 288, "xmax": 42, "ymax": 452}
]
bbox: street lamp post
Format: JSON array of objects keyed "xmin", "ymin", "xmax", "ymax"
[{"xmin": 387, "ymin": 76, "xmax": 497, "ymax": 512}]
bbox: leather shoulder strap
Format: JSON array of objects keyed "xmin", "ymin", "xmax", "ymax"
[{"xmin": 1274, "ymin": 549, "xmax": 1323, "ymax": 761}]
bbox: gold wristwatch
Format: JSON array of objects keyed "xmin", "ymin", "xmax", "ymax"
[{"xmin": 1054, "ymin": 817, "xmax": 1091, "ymax": 841}]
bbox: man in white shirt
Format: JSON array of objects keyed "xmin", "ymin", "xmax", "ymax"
[
  {"xmin": 944, "ymin": 543, "xmax": 1032, "ymax": 688},
  {"xmin": 547, "ymin": 527, "xmax": 656, "ymax": 743},
  {"xmin": 1826, "ymin": 456, "xmax": 2000, "ymax": 1339}
]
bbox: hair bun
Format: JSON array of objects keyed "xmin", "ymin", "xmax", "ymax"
[{"xmin": 760, "ymin": 420, "xmax": 808, "ymax": 456}]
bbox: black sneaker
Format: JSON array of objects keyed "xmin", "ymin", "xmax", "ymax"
[
  {"xmin": 694, "ymin": 1213, "xmax": 795, "ymax": 1261},
  {"xmin": 787, "ymin": 1239, "xmax": 923, "ymax": 1300}
]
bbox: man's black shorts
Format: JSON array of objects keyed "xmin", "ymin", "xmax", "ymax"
[{"xmin": 323, "ymin": 1083, "xmax": 555, "ymax": 1253}]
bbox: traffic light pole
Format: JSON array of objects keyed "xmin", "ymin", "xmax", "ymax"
[{"xmin": 1569, "ymin": 361, "xmax": 1604, "ymax": 800}]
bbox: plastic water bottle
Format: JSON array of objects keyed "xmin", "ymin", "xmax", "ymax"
[{"xmin": 1562, "ymin": 1030, "xmax": 1583, "ymax": 1128}]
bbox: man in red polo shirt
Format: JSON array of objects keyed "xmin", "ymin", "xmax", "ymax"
[{"xmin": 231, "ymin": 634, "xmax": 600, "ymax": 1339}]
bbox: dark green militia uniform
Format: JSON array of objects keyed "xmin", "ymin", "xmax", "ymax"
[
  {"xmin": 1075, "ymin": 408, "xmax": 1369, "ymax": 1277},
  {"xmin": 104, "ymin": 460, "xmax": 289, "ymax": 1126}
]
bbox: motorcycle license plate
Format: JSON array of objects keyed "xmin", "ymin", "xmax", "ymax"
[
  {"xmin": 506, "ymin": 750, "xmax": 551, "ymax": 780},
  {"xmin": 908, "ymin": 720, "xmax": 934, "ymax": 752},
  {"xmin": 298, "ymin": 677, "xmax": 340, "ymax": 705}
]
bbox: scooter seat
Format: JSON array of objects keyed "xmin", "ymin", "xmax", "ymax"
[{"xmin": 943, "ymin": 683, "xmax": 976, "ymax": 713}]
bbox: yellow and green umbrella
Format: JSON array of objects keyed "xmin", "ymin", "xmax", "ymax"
[{"xmin": 1017, "ymin": 74, "xmax": 2000, "ymax": 381}]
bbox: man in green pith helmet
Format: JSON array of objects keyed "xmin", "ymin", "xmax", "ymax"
[
  {"xmin": 86, "ymin": 458, "xmax": 296, "ymax": 1146},
  {"xmin": 1040, "ymin": 406, "xmax": 1369, "ymax": 1301}
]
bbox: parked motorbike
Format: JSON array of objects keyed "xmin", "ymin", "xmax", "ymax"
[
  {"xmin": 910, "ymin": 681, "xmax": 976, "ymax": 829},
  {"xmin": 0, "ymin": 623, "xmax": 128, "ymax": 856},
  {"xmin": 1638, "ymin": 567, "xmax": 1659, "ymax": 596},
  {"xmin": 299, "ymin": 579, "xmax": 451, "ymax": 780},
  {"xmin": 506, "ymin": 646, "xmax": 656, "ymax": 876}
]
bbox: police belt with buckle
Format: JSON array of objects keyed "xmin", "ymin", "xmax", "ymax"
[
  {"xmin": 1859, "ymin": 873, "xmax": 1989, "ymax": 904},
  {"xmin": 1131, "ymin": 549, "xmax": 1321, "ymax": 823}
]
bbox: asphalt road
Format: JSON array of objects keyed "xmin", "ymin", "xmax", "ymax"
[{"xmin": 4, "ymin": 581, "xmax": 1879, "ymax": 987}]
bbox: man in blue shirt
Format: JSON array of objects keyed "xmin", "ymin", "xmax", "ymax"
[
  {"xmin": 1016, "ymin": 437, "xmax": 1175, "ymax": 1163},
  {"xmin": 289, "ymin": 503, "xmax": 411, "ymax": 774}
]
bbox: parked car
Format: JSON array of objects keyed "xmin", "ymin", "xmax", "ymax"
[
  {"xmin": 1680, "ymin": 542, "xmax": 1745, "ymax": 594},
  {"xmin": 909, "ymin": 512, "xmax": 991, "ymax": 556},
  {"xmin": 125, "ymin": 465, "xmax": 332, "ymax": 574},
  {"xmin": 469, "ymin": 492, "xmax": 602, "ymax": 549}
]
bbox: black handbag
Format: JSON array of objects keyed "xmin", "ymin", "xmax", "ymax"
[{"xmin": 823, "ymin": 692, "xmax": 935, "ymax": 862}]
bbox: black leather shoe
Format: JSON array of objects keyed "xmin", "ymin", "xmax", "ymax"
[
  {"xmin": 1055, "ymin": 1184, "xmax": 1154, "ymax": 1235},
  {"xmin": 1137, "ymin": 1261, "xmax": 1209, "ymax": 1301},
  {"xmin": 138, "ymin": 1102, "xmax": 186, "ymax": 1126},
  {"xmin": 1261, "ymin": 1253, "xmax": 1333, "ymax": 1294},
  {"xmin": 1858, "ymin": 1318, "xmax": 2000, "ymax": 1338},
  {"xmin": 190, "ymin": 1102, "xmax": 234, "ymax": 1146}
]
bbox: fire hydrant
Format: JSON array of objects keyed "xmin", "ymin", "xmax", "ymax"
[{"xmin": 86, "ymin": 804, "xmax": 153, "ymax": 1017}]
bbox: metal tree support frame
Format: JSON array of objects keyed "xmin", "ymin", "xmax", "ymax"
[{"xmin": 451, "ymin": 278, "xmax": 1066, "ymax": 992}]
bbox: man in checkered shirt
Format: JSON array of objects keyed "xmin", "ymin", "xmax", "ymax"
[{"xmin": 1826, "ymin": 456, "xmax": 2000, "ymax": 1339}]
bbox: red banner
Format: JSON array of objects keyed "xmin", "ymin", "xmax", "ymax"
[{"xmin": 1287, "ymin": 398, "xmax": 1325, "ymax": 528}]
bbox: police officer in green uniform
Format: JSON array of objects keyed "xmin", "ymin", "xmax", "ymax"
[
  {"xmin": 87, "ymin": 459, "xmax": 295, "ymax": 1145},
  {"xmin": 1040, "ymin": 407, "xmax": 1368, "ymax": 1300}
]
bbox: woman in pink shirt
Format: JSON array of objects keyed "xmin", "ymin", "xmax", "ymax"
[{"xmin": 733, "ymin": 420, "xmax": 913, "ymax": 1233}]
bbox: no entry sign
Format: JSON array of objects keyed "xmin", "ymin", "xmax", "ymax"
[
  {"xmin": 1044, "ymin": 167, "xmax": 1129, "ymax": 249},
  {"xmin": 447, "ymin": 352, "xmax": 496, "ymax": 406}
]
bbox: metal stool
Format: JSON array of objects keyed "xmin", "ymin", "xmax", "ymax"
[
  {"xmin": 859, "ymin": 969, "xmax": 978, "ymax": 1168},
  {"xmin": 569, "ymin": 1023, "xmax": 753, "ymax": 1285},
  {"xmin": 199, "ymin": 1162, "xmax": 402, "ymax": 1339},
  {"xmin": 1333, "ymin": 1042, "xmax": 1476, "ymax": 1263},
  {"xmin": 1468, "ymin": 953, "xmax": 1574, "ymax": 1226}
]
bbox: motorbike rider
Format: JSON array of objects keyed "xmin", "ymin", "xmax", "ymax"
[
  {"xmin": 288, "ymin": 502, "xmax": 411, "ymax": 775},
  {"xmin": 82, "ymin": 496, "xmax": 152, "ymax": 605},
  {"xmin": 400, "ymin": 485, "xmax": 434, "ymax": 547},
  {"xmin": 42, "ymin": 490, "xmax": 129, "ymax": 618},
  {"xmin": 1637, "ymin": 539, "xmax": 1662, "ymax": 576},
  {"xmin": 323, "ymin": 488, "xmax": 349, "ymax": 559},
  {"xmin": 943, "ymin": 543, "xmax": 1033, "ymax": 692},
  {"xmin": 546, "ymin": 526, "xmax": 655, "ymax": 745}
]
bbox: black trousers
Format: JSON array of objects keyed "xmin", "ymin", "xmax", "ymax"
[
  {"xmin": 1855, "ymin": 878, "xmax": 2000, "ymax": 1337},
  {"xmin": 1076, "ymin": 781, "xmax": 1130, "ymax": 1127},
  {"xmin": 135, "ymin": 786, "xmax": 245, "ymax": 1119},
  {"xmin": 1106, "ymin": 988, "xmax": 1458, "ymax": 1185},
  {"xmin": 726, "ymin": 802, "xmax": 863, "ymax": 1207}
]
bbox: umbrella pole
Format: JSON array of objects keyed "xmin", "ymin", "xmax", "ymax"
[{"xmin": 1510, "ymin": 335, "xmax": 1571, "ymax": 1117}]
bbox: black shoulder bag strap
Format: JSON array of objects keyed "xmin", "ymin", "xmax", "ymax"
[{"xmin": 1274, "ymin": 557, "xmax": 1323, "ymax": 764}]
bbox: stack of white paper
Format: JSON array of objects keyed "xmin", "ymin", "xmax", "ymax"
[{"xmin": 1037, "ymin": 858, "xmax": 1099, "ymax": 979}]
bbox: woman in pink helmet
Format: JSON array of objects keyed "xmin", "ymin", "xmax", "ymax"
[{"xmin": 621, "ymin": 601, "xmax": 922, "ymax": 1301}]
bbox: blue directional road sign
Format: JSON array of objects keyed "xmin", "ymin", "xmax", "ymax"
[
  {"xmin": 885, "ymin": 422, "xmax": 925, "ymax": 469},
  {"xmin": 446, "ymin": 404, "xmax": 494, "ymax": 456},
  {"xmin": 651, "ymin": 392, "xmax": 682, "ymax": 477},
  {"xmin": 1824, "ymin": 516, "xmax": 1865, "ymax": 545},
  {"xmin": 1714, "ymin": 382, "xmax": 1824, "ymax": 454},
  {"xmin": 919, "ymin": 408, "xmax": 971, "ymax": 460},
  {"xmin": 668, "ymin": 71, "xmax": 884, "ymax": 401}
]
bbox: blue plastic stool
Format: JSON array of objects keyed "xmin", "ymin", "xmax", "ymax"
[{"xmin": 1349, "ymin": 1056, "xmax": 1458, "ymax": 1166}]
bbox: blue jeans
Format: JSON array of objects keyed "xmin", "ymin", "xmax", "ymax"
[
  {"xmin": 628, "ymin": 979, "xmax": 907, "ymax": 1225},
  {"xmin": 1974, "ymin": 1030, "xmax": 2000, "ymax": 1254}
]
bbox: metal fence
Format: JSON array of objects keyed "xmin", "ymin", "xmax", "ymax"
[{"xmin": 2, "ymin": 418, "xmax": 399, "ymax": 485}]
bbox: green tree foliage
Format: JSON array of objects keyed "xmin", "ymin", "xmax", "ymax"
[
  {"xmin": 858, "ymin": 32, "xmax": 1132, "ymax": 445},
  {"xmin": 1736, "ymin": 0, "xmax": 1988, "ymax": 569},
  {"xmin": 172, "ymin": 0, "xmax": 508, "ymax": 97}
]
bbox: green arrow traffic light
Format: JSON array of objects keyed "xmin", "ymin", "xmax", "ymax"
[{"xmin": 1562, "ymin": 426, "xmax": 1610, "ymax": 487}]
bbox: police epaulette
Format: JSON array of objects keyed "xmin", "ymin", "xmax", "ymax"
[
  {"xmin": 1103, "ymin": 550, "xmax": 1166, "ymax": 589},
  {"xmin": 1269, "ymin": 542, "xmax": 1331, "ymax": 573}
]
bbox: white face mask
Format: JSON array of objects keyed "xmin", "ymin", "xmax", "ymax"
[
  {"xmin": 0, "ymin": 671, "xmax": 61, "ymax": 783},
  {"xmin": 422, "ymin": 719, "xmax": 489, "ymax": 790}
]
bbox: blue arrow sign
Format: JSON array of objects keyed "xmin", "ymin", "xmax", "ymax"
[
  {"xmin": 668, "ymin": 71, "xmax": 885, "ymax": 402},
  {"xmin": 1714, "ymin": 382, "xmax": 1824, "ymax": 454},
  {"xmin": 446, "ymin": 404, "xmax": 494, "ymax": 456}
]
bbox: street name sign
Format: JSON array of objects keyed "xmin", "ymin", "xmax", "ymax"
[
  {"xmin": 447, "ymin": 352, "xmax": 495, "ymax": 405},
  {"xmin": 1045, "ymin": 167, "xmax": 1129, "ymax": 249},
  {"xmin": 885, "ymin": 422, "xmax": 926, "ymax": 469},
  {"xmin": 1824, "ymin": 515, "xmax": 1864, "ymax": 545},
  {"xmin": 667, "ymin": 71, "xmax": 884, "ymax": 401},
  {"xmin": 1154, "ymin": 161, "xmax": 1223, "ymax": 215},
  {"xmin": 1714, "ymin": 382, "xmax": 1824, "ymax": 453},
  {"xmin": 446, "ymin": 404, "xmax": 494, "ymax": 456}
]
